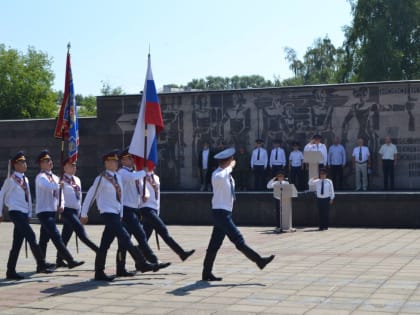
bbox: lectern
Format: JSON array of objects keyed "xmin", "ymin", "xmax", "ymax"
[
  {"xmin": 304, "ymin": 151, "xmax": 323, "ymax": 191},
  {"xmin": 273, "ymin": 183, "xmax": 298, "ymax": 232}
]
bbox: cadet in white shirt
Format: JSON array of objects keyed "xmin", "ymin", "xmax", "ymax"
[
  {"xmin": 139, "ymin": 166, "xmax": 195, "ymax": 262},
  {"xmin": 328, "ymin": 137, "xmax": 346, "ymax": 190},
  {"xmin": 288, "ymin": 142, "xmax": 304, "ymax": 190},
  {"xmin": 115, "ymin": 148, "xmax": 170, "ymax": 277},
  {"xmin": 35, "ymin": 150, "xmax": 84, "ymax": 270},
  {"xmin": 304, "ymin": 134, "xmax": 328, "ymax": 167},
  {"xmin": 0, "ymin": 151, "xmax": 54, "ymax": 280},
  {"xmin": 81, "ymin": 149, "xmax": 159, "ymax": 281},
  {"xmin": 56, "ymin": 158, "xmax": 98, "ymax": 268},
  {"xmin": 269, "ymin": 139, "xmax": 286, "ymax": 177},
  {"xmin": 267, "ymin": 170, "xmax": 289, "ymax": 233},
  {"xmin": 202, "ymin": 148, "xmax": 275, "ymax": 281},
  {"xmin": 378, "ymin": 136, "xmax": 398, "ymax": 190},
  {"xmin": 250, "ymin": 139, "xmax": 268, "ymax": 190},
  {"xmin": 308, "ymin": 168, "xmax": 335, "ymax": 231}
]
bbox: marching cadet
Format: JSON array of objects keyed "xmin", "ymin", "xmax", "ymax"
[
  {"xmin": 35, "ymin": 149, "xmax": 84, "ymax": 269},
  {"xmin": 308, "ymin": 168, "xmax": 335, "ymax": 231},
  {"xmin": 81, "ymin": 149, "xmax": 159, "ymax": 281},
  {"xmin": 115, "ymin": 148, "xmax": 170, "ymax": 277},
  {"xmin": 266, "ymin": 170, "xmax": 289, "ymax": 233},
  {"xmin": 139, "ymin": 166, "xmax": 195, "ymax": 262},
  {"xmin": 56, "ymin": 158, "xmax": 99, "ymax": 268},
  {"xmin": 202, "ymin": 148, "xmax": 275, "ymax": 281},
  {"xmin": 0, "ymin": 151, "xmax": 54, "ymax": 280}
]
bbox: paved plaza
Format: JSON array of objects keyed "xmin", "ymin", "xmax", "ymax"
[{"xmin": 1, "ymin": 223, "xmax": 420, "ymax": 314}]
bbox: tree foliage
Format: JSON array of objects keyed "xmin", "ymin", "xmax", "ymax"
[
  {"xmin": 0, "ymin": 44, "xmax": 57, "ymax": 119},
  {"xmin": 186, "ymin": 75, "xmax": 281, "ymax": 90},
  {"xmin": 100, "ymin": 80, "xmax": 125, "ymax": 96},
  {"xmin": 343, "ymin": 0, "xmax": 420, "ymax": 81}
]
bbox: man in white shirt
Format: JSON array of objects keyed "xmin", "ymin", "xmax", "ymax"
[
  {"xmin": 308, "ymin": 168, "xmax": 335, "ymax": 231},
  {"xmin": 304, "ymin": 134, "xmax": 328, "ymax": 167},
  {"xmin": 288, "ymin": 142, "xmax": 304, "ymax": 190},
  {"xmin": 328, "ymin": 137, "xmax": 346, "ymax": 190},
  {"xmin": 35, "ymin": 150, "xmax": 84, "ymax": 270},
  {"xmin": 202, "ymin": 148, "xmax": 275, "ymax": 281},
  {"xmin": 0, "ymin": 151, "xmax": 54, "ymax": 280},
  {"xmin": 379, "ymin": 136, "xmax": 398, "ymax": 190},
  {"xmin": 269, "ymin": 139, "xmax": 286, "ymax": 177},
  {"xmin": 139, "ymin": 167, "xmax": 195, "ymax": 262},
  {"xmin": 198, "ymin": 141, "xmax": 212, "ymax": 191},
  {"xmin": 352, "ymin": 138, "xmax": 371, "ymax": 191},
  {"xmin": 56, "ymin": 158, "xmax": 98, "ymax": 268},
  {"xmin": 115, "ymin": 148, "xmax": 170, "ymax": 277},
  {"xmin": 81, "ymin": 149, "xmax": 159, "ymax": 281},
  {"xmin": 250, "ymin": 139, "xmax": 268, "ymax": 190},
  {"xmin": 267, "ymin": 170, "xmax": 289, "ymax": 233}
]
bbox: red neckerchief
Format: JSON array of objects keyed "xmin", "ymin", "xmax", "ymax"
[
  {"xmin": 104, "ymin": 171, "xmax": 121, "ymax": 202},
  {"xmin": 42, "ymin": 170, "xmax": 58, "ymax": 199},
  {"xmin": 12, "ymin": 173, "xmax": 29, "ymax": 203},
  {"xmin": 63, "ymin": 174, "xmax": 81, "ymax": 200}
]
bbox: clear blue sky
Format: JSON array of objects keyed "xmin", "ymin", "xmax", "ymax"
[{"xmin": 1, "ymin": 0, "xmax": 352, "ymax": 96}]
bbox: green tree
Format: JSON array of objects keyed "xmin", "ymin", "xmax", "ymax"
[
  {"xmin": 100, "ymin": 80, "xmax": 125, "ymax": 95},
  {"xmin": 0, "ymin": 44, "xmax": 57, "ymax": 119},
  {"xmin": 186, "ymin": 75, "xmax": 278, "ymax": 90},
  {"xmin": 77, "ymin": 95, "xmax": 96, "ymax": 116},
  {"xmin": 344, "ymin": 0, "xmax": 420, "ymax": 81}
]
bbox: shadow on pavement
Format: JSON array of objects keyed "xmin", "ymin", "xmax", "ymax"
[{"xmin": 167, "ymin": 280, "xmax": 265, "ymax": 296}]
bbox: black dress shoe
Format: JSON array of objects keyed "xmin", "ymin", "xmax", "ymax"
[
  {"xmin": 55, "ymin": 260, "xmax": 68, "ymax": 268},
  {"xmin": 136, "ymin": 262, "xmax": 159, "ymax": 273},
  {"xmin": 257, "ymin": 255, "xmax": 275, "ymax": 270},
  {"xmin": 36, "ymin": 265, "xmax": 54, "ymax": 274},
  {"xmin": 45, "ymin": 262, "xmax": 56, "ymax": 269},
  {"xmin": 157, "ymin": 262, "xmax": 171, "ymax": 269},
  {"xmin": 67, "ymin": 260, "xmax": 85, "ymax": 269},
  {"xmin": 116, "ymin": 269, "xmax": 136, "ymax": 277},
  {"xmin": 6, "ymin": 271, "xmax": 24, "ymax": 280},
  {"xmin": 202, "ymin": 272, "xmax": 222, "ymax": 281},
  {"xmin": 181, "ymin": 249, "xmax": 195, "ymax": 261},
  {"xmin": 95, "ymin": 271, "xmax": 115, "ymax": 282}
]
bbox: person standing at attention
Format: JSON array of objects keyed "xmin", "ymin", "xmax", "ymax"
[
  {"xmin": 378, "ymin": 136, "xmax": 398, "ymax": 190},
  {"xmin": 202, "ymin": 147, "xmax": 275, "ymax": 281}
]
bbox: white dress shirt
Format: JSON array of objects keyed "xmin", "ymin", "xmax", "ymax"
[
  {"xmin": 269, "ymin": 147, "xmax": 286, "ymax": 167},
  {"xmin": 201, "ymin": 149, "xmax": 209, "ymax": 170},
  {"xmin": 352, "ymin": 146, "xmax": 370, "ymax": 163},
  {"xmin": 35, "ymin": 171, "xmax": 63, "ymax": 214},
  {"xmin": 379, "ymin": 143, "xmax": 398, "ymax": 160},
  {"xmin": 118, "ymin": 167, "xmax": 147, "ymax": 209},
  {"xmin": 0, "ymin": 172, "xmax": 32, "ymax": 217},
  {"xmin": 250, "ymin": 147, "xmax": 268, "ymax": 168},
  {"xmin": 81, "ymin": 171, "xmax": 124, "ymax": 218},
  {"xmin": 304, "ymin": 143, "xmax": 328, "ymax": 165},
  {"xmin": 308, "ymin": 178, "xmax": 335, "ymax": 199},
  {"xmin": 289, "ymin": 150, "xmax": 304, "ymax": 167},
  {"xmin": 266, "ymin": 179, "xmax": 289, "ymax": 200},
  {"xmin": 140, "ymin": 172, "xmax": 161, "ymax": 214},
  {"xmin": 328, "ymin": 144, "xmax": 346, "ymax": 166},
  {"xmin": 211, "ymin": 166, "xmax": 235, "ymax": 212},
  {"xmin": 63, "ymin": 173, "xmax": 82, "ymax": 212}
]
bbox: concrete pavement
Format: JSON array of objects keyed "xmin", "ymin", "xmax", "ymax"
[{"xmin": 1, "ymin": 223, "xmax": 420, "ymax": 314}]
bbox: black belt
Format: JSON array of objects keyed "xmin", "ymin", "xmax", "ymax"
[{"xmin": 356, "ymin": 161, "xmax": 367, "ymax": 164}]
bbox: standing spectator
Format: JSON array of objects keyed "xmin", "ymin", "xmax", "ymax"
[
  {"xmin": 233, "ymin": 146, "xmax": 250, "ymax": 191},
  {"xmin": 328, "ymin": 137, "xmax": 346, "ymax": 190},
  {"xmin": 308, "ymin": 168, "xmax": 335, "ymax": 231},
  {"xmin": 198, "ymin": 141, "xmax": 212, "ymax": 191},
  {"xmin": 250, "ymin": 139, "xmax": 268, "ymax": 190},
  {"xmin": 379, "ymin": 136, "xmax": 398, "ymax": 190},
  {"xmin": 352, "ymin": 138, "xmax": 371, "ymax": 191},
  {"xmin": 288, "ymin": 142, "xmax": 304, "ymax": 190},
  {"xmin": 304, "ymin": 134, "xmax": 328, "ymax": 167},
  {"xmin": 269, "ymin": 139, "xmax": 286, "ymax": 177},
  {"xmin": 266, "ymin": 170, "xmax": 289, "ymax": 233}
]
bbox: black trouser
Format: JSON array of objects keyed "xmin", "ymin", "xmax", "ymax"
[
  {"xmin": 330, "ymin": 165, "xmax": 343, "ymax": 190},
  {"xmin": 200, "ymin": 169, "xmax": 211, "ymax": 190},
  {"xmin": 96, "ymin": 212, "xmax": 147, "ymax": 273},
  {"xmin": 271, "ymin": 165, "xmax": 284, "ymax": 177},
  {"xmin": 317, "ymin": 197, "xmax": 330, "ymax": 230},
  {"xmin": 253, "ymin": 165, "xmax": 266, "ymax": 190},
  {"xmin": 139, "ymin": 207, "xmax": 185, "ymax": 258},
  {"xmin": 7, "ymin": 211, "xmax": 46, "ymax": 272},
  {"xmin": 117, "ymin": 206, "xmax": 158, "ymax": 271},
  {"xmin": 57, "ymin": 207, "xmax": 98, "ymax": 262},
  {"xmin": 382, "ymin": 159, "xmax": 395, "ymax": 190},
  {"xmin": 203, "ymin": 209, "xmax": 263, "ymax": 275},
  {"xmin": 37, "ymin": 211, "xmax": 75, "ymax": 263},
  {"xmin": 234, "ymin": 170, "xmax": 249, "ymax": 190},
  {"xmin": 289, "ymin": 166, "xmax": 302, "ymax": 190},
  {"xmin": 274, "ymin": 198, "xmax": 281, "ymax": 229}
]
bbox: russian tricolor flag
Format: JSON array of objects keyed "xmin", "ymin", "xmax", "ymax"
[{"xmin": 129, "ymin": 54, "xmax": 164, "ymax": 170}]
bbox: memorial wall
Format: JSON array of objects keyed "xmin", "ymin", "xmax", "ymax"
[{"xmin": 1, "ymin": 80, "xmax": 419, "ymax": 190}]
